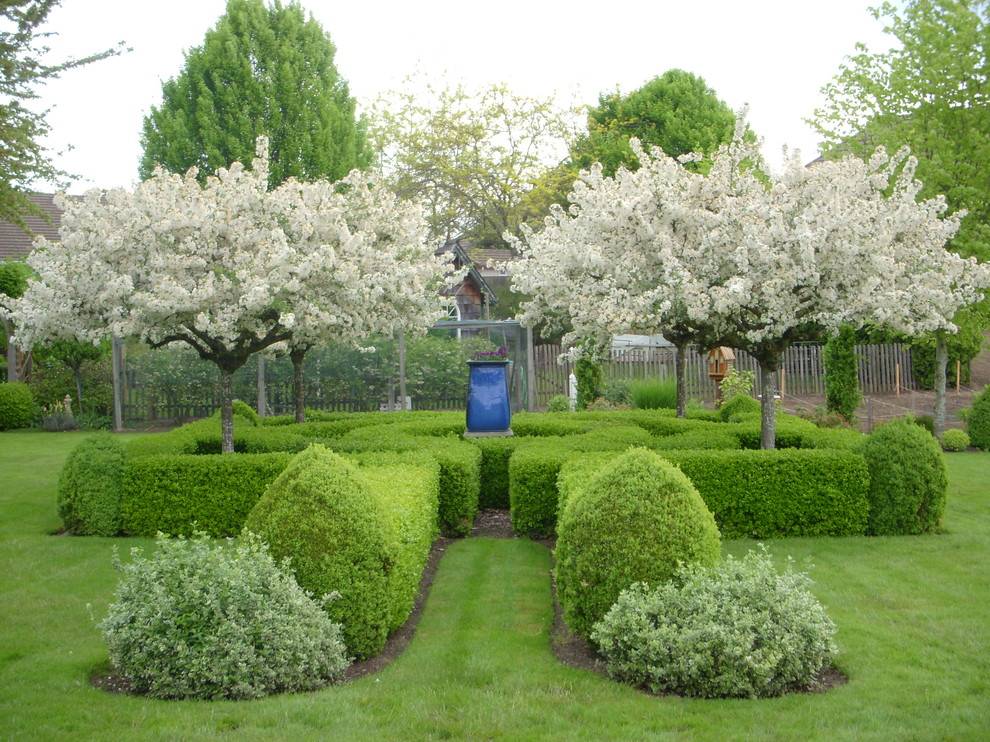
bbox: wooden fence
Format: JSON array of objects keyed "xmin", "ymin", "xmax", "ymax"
[{"xmin": 534, "ymin": 342, "xmax": 915, "ymax": 407}]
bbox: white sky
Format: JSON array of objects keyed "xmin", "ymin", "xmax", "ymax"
[{"xmin": 31, "ymin": 0, "xmax": 894, "ymax": 193}]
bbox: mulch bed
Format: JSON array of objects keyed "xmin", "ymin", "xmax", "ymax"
[{"xmin": 471, "ymin": 508, "xmax": 515, "ymax": 538}]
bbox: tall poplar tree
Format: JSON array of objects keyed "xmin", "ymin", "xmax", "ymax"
[{"xmin": 139, "ymin": 0, "xmax": 371, "ymax": 188}]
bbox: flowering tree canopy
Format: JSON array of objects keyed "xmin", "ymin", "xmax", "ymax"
[
  {"xmin": 4, "ymin": 138, "xmax": 456, "ymax": 450},
  {"xmin": 509, "ymin": 118, "xmax": 990, "ymax": 447}
]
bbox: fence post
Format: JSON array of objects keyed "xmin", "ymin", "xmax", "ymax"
[
  {"xmin": 866, "ymin": 397, "xmax": 873, "ymax": 433},
  {"xmin": 526, "ymin": 326, "xmax": 536, "ymax": 411},
  {"xmin": 256, "ymin": 355, "xmax": 267, "ymax": 417},
  {"xmin": 895, "ymin": 362, "xmax": 900, "ymax": 397},
  {"xmin": 956, "ymin": 359, "xmax": 961, "ymax": 395},
  {"xmin": 398, "ymin": 330, "xmax": 407, "ymax": 411},
  {"xmin": 111, "ymin": 336, "xmax": 124, "ymax": 432}
]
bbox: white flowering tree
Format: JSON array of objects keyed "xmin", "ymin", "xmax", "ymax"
[
  {"xmin": 4, "ymin": 139, "xmax": 455, "ymax": 451},
  {"xmin": 274, "ymin": 170, "xmax": 458, "ymax": 422},
  {"xmin": 510, "ymin": 120, "xmax": 990, "ymax": 447}
]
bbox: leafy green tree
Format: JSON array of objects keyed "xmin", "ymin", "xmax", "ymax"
[
  {"xmin": 570, "ymin": 69, "xmax": 737, "ymax": 177},
  {"xmin": 40, "ymin": 339, "xmax": 106, "ymax": 410},
  {"xmin": 140, "ymin": 0, "xmax": 370, "ymax": 187},
  {"xmin": 823, "ymin": 325, "xmax": 861, "ymax": 422},
  {"xmin": 369, "ymin": 79, "xmax": 579, "ymax": 246},
  {"xmin": 1, "ymin": 260, "xmax": 34, "ymax": 381},
  {"xmin": 811, "ymin": 0, "xmax": 990, "ymax": 262},
  {"xmin": 0, "ymin": 1, "xmax": 122, "ymax": 228}
]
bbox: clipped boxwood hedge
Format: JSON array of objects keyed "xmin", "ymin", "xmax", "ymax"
[
  {"xmin": 0, "ymin": 381, "xmax": 35, "ymax": 430},
  {"xmin": 469, "ymin": 436, "xmax": 522, "ymax": 509},
  {"xmin": 58, "ymin": 433, "xmax": 127, "ymax": 535},
  {"xmin": 558, "ymin": 448, "xmax": 871, "ymax": 539},
  {"xmin": 121, "ymin": 452, "xmax": 292, "ymax": 537},
  {"xmin": 243, "ymin": 445, "xmax": 439, "ymax": 659}
]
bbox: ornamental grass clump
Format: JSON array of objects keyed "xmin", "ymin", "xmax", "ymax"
[
  {"xmin": 629, "ymin": 378, "xmax": 677, "ymax": 410},
  {"xmin": 591, "ymin": 547, "xmax": 838, "ymax": 698},
  {"xmin": 98, "ymin": 532, "xmax": 349, "ymax": 700},
  {"xmin": 555, "ymin": 448, "xmax": 720, "ymax": 638}
]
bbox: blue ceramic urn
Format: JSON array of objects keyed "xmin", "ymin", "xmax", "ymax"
[{"xmin": 466, "ymin": 360, "xmax": 512, "ymax": 434}]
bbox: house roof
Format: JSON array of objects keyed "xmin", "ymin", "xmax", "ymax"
[
  {"xmin": 439, "ymin": 238, "xmax": 498, "ymax": 304},
  {"xmin": 0, "ymin": 193, "xmax": 62, "ymax": 261}
]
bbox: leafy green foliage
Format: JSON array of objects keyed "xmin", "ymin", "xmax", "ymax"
[
  {"xmin": 718, "ymin": 394, "xmax": 761, "ymax": 421},
  {"xmin": 941, "ymin": 428, "xmax": 970, "ymax": 452},
  {"xmin": 574, "ymin": 356, "xmax": 604, "ymax": 410},
  {"xmin": 140, "ymin": 0, "xmax": 369, "ymax": 187},
  {"xmin": 0, "ymin": 2, "xmax": 122, "ymax": 227},
  {"xmin": 824, "ymin": 326, "xmax": 861, "ymax": 421},
  {"xmin": 559, "ymin": 448, "xmax": 870, "ymax": 539},
  {"xmin": 555, "ymin": 448, "xmax": 721, "ymax": 637},
  {"xmin": 861, "ymin": 419, "xmax": 947, "ymax": 535},
  {"xmin": 0, "ymin": 260, "xmax": 32, "ymax": 298},
  {"xmin": 718, "ymin": 368, "xmax": 755, "ymax": 401},
  {"xmin": 470, "ymin": 435, "xmax": 521, "ymax": 509},
  {"xmin": 591, "ymin": 548, "xmax": 837, "ymax": 698},
  {"xmin": 968, "ymin": 386, "xmax": 990, "ymax": 450},
  {"xmin": 231, "ymin": 399, "xmax": 260, "ymax": 426},
  {"xmin": 243, "ymin": 445, "xmax": 438, "ymax": 658},
  {"xmin": 121, "ymin": 452, "xmax": 292, "ymax": 536},
  {"xmin": 546, "ymin": 395, "xmax": 570, "ymax": 413},
  {"xmin": 0, "ymin": 381, "xmax": 34, "ymax": 429},
  {"xmin": 57, "ymin": 433, "xmax": 125, "ymax": 535},
  {"xmin": 571, "ymin": 69, "xmax": 736, "ymax": 177},
  {"xmin": 99, "ymin": 532, "xmax": 349, "ymax": 699},
  {"xmin": 628, "ymin": 378, "xmax": 677, "ymax": 409}
]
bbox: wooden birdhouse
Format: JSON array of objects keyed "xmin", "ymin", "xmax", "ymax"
[{"xmin": 707, "ymin": 347, "xmax": 735, "ymax": 404}]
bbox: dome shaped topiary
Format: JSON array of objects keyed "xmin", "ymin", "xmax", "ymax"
[
  {"xmin": 243, "ymin": 445, "xmax": 393, "ymax": 659},
  {"xmin": 57, "ymin": 433, "xmax": 126, "ymax": 535},
  {"xmin": 0, "ymin": 382, "xmax": 35, "ymax": 430},
  {"xmin": 940, "ymin": 428, "xmax": 970, "ymax": 452},
  {"xmin": 861, "ymin": 419, "xmax": 947, "ymax": 535},
  {"xmin": 555, "ymin": 448, "xmax": 721, "ymax": 638},
  {"xmin": 719, "ymin": 394, "xmax": 760, "ymax": 422},
  {"xmin": 967, "ymin": 386, "xmax": 990, "ymax": 450}
]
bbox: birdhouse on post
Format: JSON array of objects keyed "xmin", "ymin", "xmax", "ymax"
[{"xmin": 707, "ymin": 347, "xmax": 735, "ymax": 405}]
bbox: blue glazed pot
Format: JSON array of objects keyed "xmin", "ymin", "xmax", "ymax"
[{"xmin": 466, "ymin": 360, "xmax": 511, "ymax": 433}]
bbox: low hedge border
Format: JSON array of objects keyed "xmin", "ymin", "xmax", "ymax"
[{"xmin": 557, "ymin": 448, "xmax": 871, "ymax": 538}]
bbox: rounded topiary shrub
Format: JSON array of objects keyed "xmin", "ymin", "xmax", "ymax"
[
  {"xmin": 57, "ymin": 433, "xmax": 126, "ymax": 535},
  {"xmin": 243, "ymin": 444, "xmax": 393, "ymax": 659},
  {"xmin": 719, "ymin": 393, "xmax": 760, "ymax": 422},
  {"xmin": 0, "ymin": 381, "xmax": 35, "ymax": 430},
  {"xmin": 968, "ymin": 385, "xmax": 990, "ymax": 450},
  {"xmin": 861, "ymin": 419, "xmax": 947, "ymax": 535},
  {"xmin": 555, "ymin": 448, "xmax": 721, "ymax": 638},
  {"xmin": 940, "ymin": 428, "xmax": 970, "ymax": 452},
  {"xmin": 232, "ymin": 399, "xmax": 261, "ymax": 426},
  {"xmin": 591, "ymin": 547, "xmax": 837, "ymax": 698},
  {"xmin": 99, "ymin": 533, "xmax": 349, "ymax": 699}
]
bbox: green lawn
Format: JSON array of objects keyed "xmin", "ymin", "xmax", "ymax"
[{"xmin": 1, "ymin": 431, "xmax": 988, "ymax": 740}]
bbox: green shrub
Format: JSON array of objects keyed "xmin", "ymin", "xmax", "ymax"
[
  {"xmin": 244, "ymin": 445, "xmax": 438, "ymax": 659},
  {"xmin": 861, "ymin": 419, "xmax": 947, "ymax": 535},
  {"xmin": 649, "ymin": 429, "xmax": 740, "ymax": 451},
  {"xmin": 909, "ymin": 414, "xmax": 935, "ymax": 436},
  {"xmin": 470, "ymin": 435, "xmax": 521, "ymax": 508},
  {"xmin": 968, "ymin": 385, "xmax": 990, "ymax": 450},
  {"xmin": 231, "ymin": 399, "xmax": 260, "ymax": 425},
  {"xmin": 591, "ymin": 548, "xmax": 837, "ymax": 698},
  {"xmin": 629, "ymin": 378, "xmax": 677, "ymax": 410},
  {"xmin": 546, "ymin": 395, "xmax": 571, "ymax": 413},
  {"xmin": 121, "ymin": 452, "xmax": 292, "ymax": 537},
  {"xmin": 941, "ymin": 428, "xmax": 971, "ymax": 452},
  {"xmin": 99, "ymin": 532, "xmax": 349, "ymax": 699},
  {"xmin": 718, "ymin": 394, "xmax": 760, "ymax": 421},
  {"xmin": 332, "ymin": 429, "xmax": 480, "ymax": 536},
  {"xmin": 719, "ymin": 368, "xmax": 755, "ymax": 401},
  {"xmin": 558, "ymin": 448, "xmax": 871, "ymax": 539},
  {"xmin": 603, "ymin": 377, "xmax": 631, "ymax": 406},
  {"xmin": 575, "ymin": 356, "xmax": 604, "ymax": 410},
  {"xmin": 57, "ymin": 433, "xmax": 126, "ymax": 535},
  {"xmin": 555, "ymin": 448, "xmax": 721, "ymax": 638},
  {"xmin": 823, "ymin": 326, "xmax": 861, "ymax": 421},
  {"xmin": 508, "ymin": 427, "xmax": 652, "ymax": 537},
  {"xmin": 0, "ymin": 381, "xmax": 35, "ymax": 430}
]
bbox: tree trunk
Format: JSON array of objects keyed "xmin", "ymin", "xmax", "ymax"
[
  {"xmin": 934, "ymin": 333, "xmax": 948, "ymax": 439},
  {"xmin": 220, "ymin": 367, "xmax": 234, "ymax": 454},
  {"xmin": 759, "ymin": 357, "xmax": 779, "ymax": 450},
  {"xmin": 675, "ymin": 341, "xmax": 687, "ymax": 418},
  {"xmin": 291, "ymin": 348, "xmax": 306, "ymax": 424},
  {"xmin": 73, "ymin": 367, "xmax": 84, "ymax": 411}
]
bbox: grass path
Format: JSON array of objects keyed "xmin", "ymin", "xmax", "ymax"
[{"xmin": 0, "ymin": 432, "xmax": 988, "ymax": 740}]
